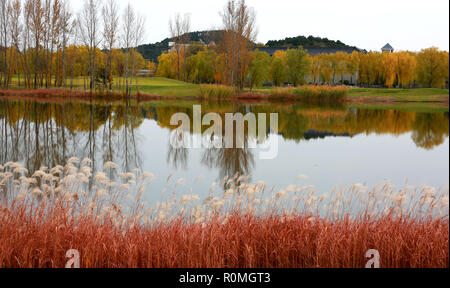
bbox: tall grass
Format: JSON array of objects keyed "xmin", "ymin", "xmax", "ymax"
[
  {"xmin": 199, "ymin": 84, "xmax": 236, "ymax": 98},
  {"xmin": 269, "ymin": 86, "xmax": 349, "ymax": 103},
  {"xmin": 0, "ymin": 88, "xmax": 160, "ymax": 101},
  {"xmin": 0, "ymin": 159, "xmax": 448, "ymax": 268}
]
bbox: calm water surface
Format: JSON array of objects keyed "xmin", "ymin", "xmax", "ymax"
[{"xmin": 0, "ymin": 98, "xmax": 448, "ymax": 203}]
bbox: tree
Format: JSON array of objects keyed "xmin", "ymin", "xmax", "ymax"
[
  {"xmin": 121, "ymin": 2, "xmax": 135, "ymax": 94},
  {"xmin": 270, "ymin": 50, "xmax": 286, "ymax": 86},
  {"xmin": 334, "ymin": 52, "xmax": 348, "ymax": 84},
  {"xmin": 285, "ymin": 46, "xmax": 311, "ymax": 86},
  {"xmin": 381, "ymin": 51, "xmax": 396, "ymax": 88},
  {"xmin": 309, "ymin": 55, "xmax": 320, "ymax": 84},
  {"xmin": 221, "ymin": 0, "xmax": 257, "ymax": 90},
  {"xmin": 416, "ymin": 47, "xmax": 449, "ymax": 88},
  {"xmin": 347, "ymin": 51, "xmax": 360, "ymax": 85},
  {"xmin": 248, "ymin": 49, "xmax": 270, "ymax": 90},
  {"xmin": 8, "ymin": 0, "xmax": 21, "ymax": 87},
  {"xmin": 156, "ymin": 52, "xmax": 177, "ymax": 79},
  {"xmin": 319, "ymin": 54, "xmax": 333, "ymax": 84},
  {"xmin": 186, "ymin": 49, "xmax": 215, "ymax": 84},
  {"xmin": 0, "ymin": 0, "xmax": 10, "ymax": 87},
  {"xmin": 59, "ymin": 0, "xmax": 73, "ymax": 88},
  {"xmin": 102, "ymin": 0, "xmax": 118, "ymax": 90},
  {"xmin": 28, "ymin": 0, "xmax": 45, "ymax": 88},
  {"xmin": 77, "ymin": 0, "xmax": 101, "ymax": 91},
  {"xmin": 131, "ymin": 13, "xmax": 146, "ymax": 91},
  {"xmin": 169, "ymin": 13, "xmax": 190, "ymax": 81},
  {"xmin": 395, "ymin": 51, "xmax": 416, "ymax": 88}
]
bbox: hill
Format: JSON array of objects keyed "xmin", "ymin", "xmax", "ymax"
[
  {"xmin": 136, "ymin": 31, "xmax": 362, "ymax": 62},
  {"xmin": 266, "ymin": 35, "xmax": 358, "ymax": 49},
  {"xmin": 136, "ymin": 30, "xmax": 223, "ymax": 63}
]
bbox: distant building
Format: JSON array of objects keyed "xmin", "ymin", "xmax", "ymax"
[{"xmin": 381, "ymin": 43, "xmax": 394, "ymax": 53}]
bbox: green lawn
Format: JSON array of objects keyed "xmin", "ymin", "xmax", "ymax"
[
  {"xmin": 349, "ymin": 87, "xmax": 449, "ymax": 102},
  {"xmin": 127, "ymin": 77, "xmax": 201, "ymax": 98}
]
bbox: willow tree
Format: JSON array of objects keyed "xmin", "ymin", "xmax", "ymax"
[
  {"xmin": 285, "ymin": 47, "xmax": 311, "ymax": 86},
  {"xmin": 221, "ymin": 0, "xmax": 257, "ymax": 90},
  {"xmin": 416, "ymin": 47, "xmax": 449, "ymax": 88},
  {"xmin": 248, "ymin": 49, "xmax": 270, "ymax": 90},
  {"xmin": 395, "ymin": 51, "xmax": 416, "ymax": 88}
]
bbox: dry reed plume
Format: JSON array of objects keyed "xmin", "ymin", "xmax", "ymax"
[{"xmin": 0, "ymin": 159, "xmax": 448, "ymax": 268}]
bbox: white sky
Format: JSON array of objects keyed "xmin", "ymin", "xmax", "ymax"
[{"xmin": 70, "ymin": 0, "xmax": 449, "ymax": 52}]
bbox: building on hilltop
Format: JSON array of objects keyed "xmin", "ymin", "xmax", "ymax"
[{"xmin": 381, "ymin": 43, "xmax": 394, "ymax": 53}]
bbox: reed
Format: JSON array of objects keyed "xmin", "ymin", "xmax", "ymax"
[
  {"xmin": 268, "ymin": 85, "xmax": 349, "ymax": 103},
  {"xmin": 199, "ymin": 85, "xmax": 236, "ymax": 98},
  {"xmin": 0, "ymin": 159, "xmax": 448, "ymax": 268}
]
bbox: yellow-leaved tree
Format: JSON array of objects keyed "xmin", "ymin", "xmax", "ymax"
[
  {"xmin": 416, "ymin": 47, "xmax": 449, "ymax": 88},
  {"xmin": 395, "ymin": 51, "xmax": 417, "ymax": 88}
]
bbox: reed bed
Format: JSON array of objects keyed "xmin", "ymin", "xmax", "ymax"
[
  {"xmin": 0, "ymin": 88, "xmax": 159, "ymax": 101},
  {"xmin": 268, "ymin": 85, "xmax": 349, "ymax": 103},
  {"xmin": 199, "ymin": 85, "xmax": 236, "ymax": 98},
  {"xmin": 0, "ymin": 159, "xmax": 448, "ymax": 268}
]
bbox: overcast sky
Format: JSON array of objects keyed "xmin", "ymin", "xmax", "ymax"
[{"xmin": 71, "ymin": 0, "xmax": 449, "ymax": 52}]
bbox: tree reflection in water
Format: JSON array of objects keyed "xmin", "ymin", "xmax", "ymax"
[{"xmin": 0, "ymin": 98, "xmax": 448, "ymax": 188}]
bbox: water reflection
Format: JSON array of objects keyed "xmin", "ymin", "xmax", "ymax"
[
  {"xmin": 0, "ymin": 99, "xmax": 448, "ymax": 185},
  {"xmin": 0, "ymin": 100, "xmax": 142, "ymax": 175}
]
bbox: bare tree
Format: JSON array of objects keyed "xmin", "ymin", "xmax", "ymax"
[
  {"xmin": 102, "ymin": 0, "xmax": 119, "ymax": 91},
  {"xmin": 169, "ymin": 13, "xmax": 190, "ymax": 81},
  {"xmin": 59, "ymin": 0, "xmax": 72, "ymax": 88},
  {"xmin": 49, "ymin": 0, "xmax": 61, "ymax": 87},
  {"xmin": 22, "ymin": 0, "xmax": 32, "ymax": 87},
  {"xmin": 28, "ymin": 0, "xmax": 44, "ymax": 88},
  {"xmin": 0, "ymin": 0, "xmax": 10, "ymax": 88},
  {"xmin": 221, "ymin": 0, "xmax": 257, "ymax": 90},
  {"xmin": 121, "ymin": 2, "xmax": 135, "ymax": 94},
  {"xmin": 131, "ymin": 13, "xmax": 146, "ymax": 91},
  {"xmin": 8, "ymin": 0, "xmax": 21, "ymax": 87},
  {"xmin": 77, "ymin": 0, "xmax": 101, "ymax": 91}
]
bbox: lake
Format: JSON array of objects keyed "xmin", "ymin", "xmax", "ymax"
[{"xmin": 0, "ymin": 98, "xmax": 448, "ymax": 204}]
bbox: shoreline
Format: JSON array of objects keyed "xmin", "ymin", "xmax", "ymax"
[{"xmin": 1, "ymin": 87, "xmax": 449, "ymax": 108}]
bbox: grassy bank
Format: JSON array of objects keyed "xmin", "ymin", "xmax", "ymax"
[
  {"xmin": 3, "ymin": 77, "xmax": 449, "ymax": 107},
  {"xmin": 0, "ymin": 159, "xmax": 448, "ymax": 268},
  {"xmin": 349, "ymin": 88, "xmax": 449, "ymax": 102}
]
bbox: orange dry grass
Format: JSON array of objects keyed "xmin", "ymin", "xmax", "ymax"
[
  {"xmin": 0, "ymin": 88, "xmax": 159, "ymax": 101},
  {"xmin": 0, "ymin": 203, "xmax": 448, "ymax": 268}
]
